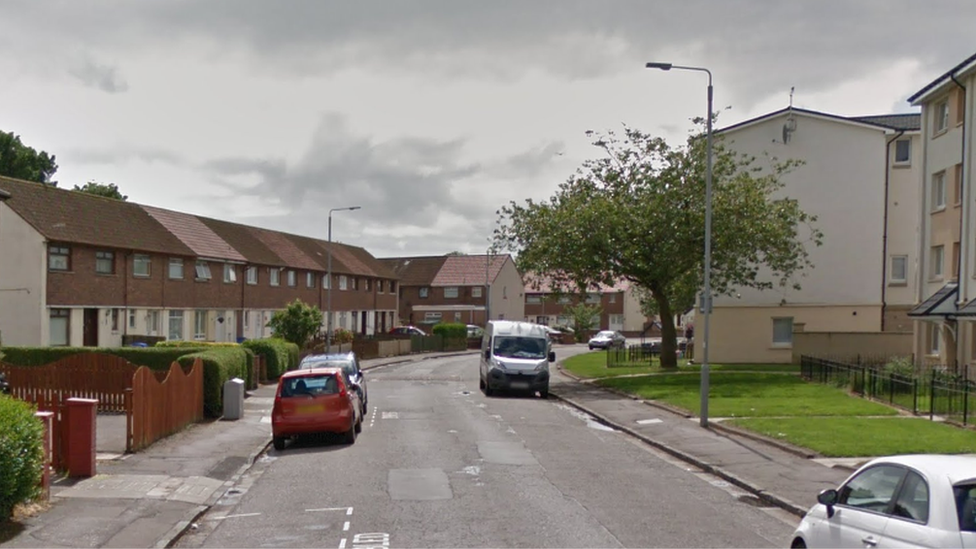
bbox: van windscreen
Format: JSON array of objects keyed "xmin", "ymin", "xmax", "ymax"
[{"xmin": 493, "ymin": 336, "xmax": 546, "ymax": 359}]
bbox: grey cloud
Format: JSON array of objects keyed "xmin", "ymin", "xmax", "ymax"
[
  {"xmin": 68, "ymin": 57, "xmax": 129, "ymax": 93},
  {"xmin": 64, "ymin": 147, "xmax": 184, "ymax": 166}
]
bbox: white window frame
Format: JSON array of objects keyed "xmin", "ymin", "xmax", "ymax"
[
  {"xmin": 894, "ymin": 138, "xmax": 911, "ymax": 165},
  {"xmin": 323, "ymin": 274, "xmax": 331, "ymax": 289},
  {"xmin": 111, "ymin": 308, "xmax": 120, "ymax": 333},
  {"xmin": 931, "ymin": 245, "xmax": 945, "ymax": 280},
  {"xmin": 128, "ymin": 309, "xmax": 136, "ymax": 329},
  {"xmin": 339, "ymin": 275, "xmax": 348, "ymax": 290},
  {"xmin": 48, "ymin": 245, "xmax": 70, "ymax": 271},
  {"xmin": 168, "ymin": 258, "xmax": 184, "ymax": 280},
  {"xmin": 928, "ymin": 323, "xmax": 941, "ymax": 355},
  {"xmin": 377, "ymin": 280, "xmax": 384, "ymax": 293},
  {"xmin": 936, "ymin": 100, "xmax": 949, "ymax": 133},
  {"xmin": 772, "ymin": 317, "xmax": 793, "ymax": 346},
  {"xmin": 444, "ymin": 286, "xmax": 459, "ymax": 299},
  {"xmin": 133, "ymin": 254, "xmax": 151, "ymax": 278},
  {"xmin": 932, "ymin": 171, "xmax": 946, "ymax": 210},
  {"xmin": 194, "ymin": 310, "xmax": 207, "ymax": 340},
  {"xmin": 287, "ymin": 270, "xmax": 297, "ymax": 287},
  {"xmin": 365, "ymin": 278, "xmax": 371, "ymax": 291},
  {"xmin": 609, "ymin": 293, "xmax": 617, "ymax": 303},
  {"xmin": 526, "ymin": 295, "xmax": 541, "ymax": 304},
  {"xmin": 223, "ymin": 264, "xmax": 237, "ymax": 283},
  {"xmin": 419, "ymin": 287, "xmax": 429, "ymax": 298},
  {"xmin": 95, "ymin": 251, "xmax": 114, "ymax": 274},
  {"xmin": 246, "ymin": 266, "xmax": 257, "ymax": 285},
  {"xmin": 890, "ymin": 255, "xmax": 908, "ymax": 284},
  {"xmin": 149, "ymin": 310, "xmax": 161, "ymax": 334},
  {"xmin": 168, "ymin": 310, "xmax": 184, "ymax": 341},
  {"xmin": 472, "ymin": 286, "xmax": 482, "ymax": 298},
  {"xmin": 425, "ymin": 312, "xmax": 442, "ymax": 322},
  {"xmin": 270, "ymin": 268, "xmax": 280, "ymax": 287},
  {"xmin": 195, "ymin": 261, "xmax": 212, "ymax": 280},
  {"xmin": 49, "ymin": 308, "xmax": 70, "ymax": 346},
  {"xmin": 306, "ymin": 272, "xmax": 315, "ymax": 288}
]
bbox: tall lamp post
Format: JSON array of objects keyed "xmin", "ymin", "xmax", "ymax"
[
  {"xmin": 327, "ymin": 206, "xmax": 361, "ymax": 353},
  {"xmin": 645, "ymin": 61, "xmax": 713, "ymax": 428}
]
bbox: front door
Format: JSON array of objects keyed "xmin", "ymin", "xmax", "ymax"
[
  {"xmin": 361, "ymin": 311, "xmax": 367, "ymax": 334},
  {"xmin": 83, "ymin": 308, "xmax": 99, "ymax": 347}
]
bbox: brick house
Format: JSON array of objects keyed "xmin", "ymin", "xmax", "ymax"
[
  {"xmin": 0, "ymin": 176, "xmax": 398, "ymax": 347},
  {"xmin": 380, "ymin": 254, "xmax": 524, "ymax": 329},
  {"xmin": 522, "ymin": 274, "xmax": 654, "ymax": 337}
]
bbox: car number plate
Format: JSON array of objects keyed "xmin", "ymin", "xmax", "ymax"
[
  {"xmin": 298, "ymin": 403, "xmax": 325, "ymax": 414},
  {"xmin": 511, "ymin": 381, "xmax": 530, "ymax": 390}
]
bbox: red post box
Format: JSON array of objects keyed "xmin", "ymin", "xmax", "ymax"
[
  {"xmin": 64, "ymin": 398, "xmax": 97, "ymax": 478},
  {"xmin": 33, "ymin": 411, "xmax": 53, "ymax": 499}
]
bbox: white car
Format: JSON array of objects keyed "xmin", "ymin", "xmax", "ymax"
[{"xmin": 790, "ymin": 454, "xmax": 976, "ymax": 548}]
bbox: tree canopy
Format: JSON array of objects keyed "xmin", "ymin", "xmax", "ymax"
[
  {"xmin": 73, "ymin": 181, "xmax": 128, "ymax": 201},
  {"xmin": 0, "ymin": 130, "xmax": 58, "ymax": 184},
  {"xmin": 494, "ymin": 124, "xmax": 822, "ymax": 368},
  {"xmin": 268, "ymin": 299, "xmax": 323, "ymax": 349}
]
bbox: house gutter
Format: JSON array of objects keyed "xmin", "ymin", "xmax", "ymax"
[{"xmin": 881, "ymin": 129, "xmax": 906, "ymax": 332}]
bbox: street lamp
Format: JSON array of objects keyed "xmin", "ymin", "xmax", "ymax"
[
  {"xmin": 327, "ymin": 206, "xmax": 361, "ymax": 353},
  {"xmin": 645, "ymin": 61, "xmax": 714, "ymax": 428}
]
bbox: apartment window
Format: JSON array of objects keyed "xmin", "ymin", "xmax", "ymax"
[
  {"xmin": 955, "ymin": 165, "xmax": 964, "ymax": 205},
  {"xmin": 419, "ymin": 287, "xmax": 429, "ymax": 298},
  {"xmin": 953, "ymin": 242, "xmax": 961, "ymax": 279},
  {"xmin": 168, "ymin": 258, "xmax": 184, "ymax": 279},
  {"xmin": 111, "ymin": 309, "xmax": 120, "ymax": 332},
  {"xmin": 445, "ymin": 287, "xmax": 459, "ymax": 299},
  {"xmin": 224, "ymin": 264, "xmax": 237, "ymax": 283},
  {"xmin": 772, "ymin": 317, "xmax": 793, "ymax": 346},
  {"xmin": 586, "ymin": 293, "xmax": 600, "ymax": 304},
  {"xmin": 558, "ymin": 296, "xmax": 571, "ymax": 304},
  {"xmin": 894, "ymin": 138, "xmax": 911, "ymax": 165},
  {"xmin": 389, "ymin": 281, "xmax": 396, "ymax": 293},
  {"xmin": 149, "ymin": 310, "xmax": 161, "ymax": 333},
  {"xmin": 377, "ymin": 280, "xmax": 384, "ymax": 293},
  {"xmin": 351, "ymin": 277, "xmax": 358, "ymax": 291},
  {"xmin": 323, "ymin": 274, "xmax": 331, "ymax": 289},
  {"xmin": 339, "ymin": 275, "xmax": 348, "ymax": 290},
  {"xmin": 472, "ymin": 286, "xmax": 482, "ymax": 298},
  {"xmin": 287, "ymin": 270, "xmax": 296, "ymax": 287},
  {"xmin": 306, "ymin": 272, "xmax": 315, "ymax": 288},
  {"xmin": 890, "ymin": 255, "xmax": 908, "ymax": 284},
  {"xmin": 935, "ymin": 99, "xmax": 950, "ymax": 133},
  {"xmin": 48, "ymin": 245, "xmax": 70, "ymax": 271},
  {"xmin": 609, "ymin": 293, "xmax": 617, "ymax": 303},
  {"xmin": 454, "ymin": 312, "xmax": 462, "ymax": 322},
  {"xmin": 526, "ymin": 295, "xmax": 541, "ymax": 304},
  {"xmin": 270, "ymin": 268, "xmax": 280, "ymax": 286},
  {"xmin": 194, "ymin": 311, "xmax": 207, "ymax": 340},
  {"xmin": 168, "ymin": 310, "xmax": 184, "ymax": 340},
  {"xmin": 128, "ymin": 309, "xmax": 136, "ymax": 329},
  {"xmin": 195, "ymin": 261, "xmax": 212, "ymax": 280},
  {"xmin": 931, "ymin": 245, "xmax": 945, "ymax": 280},
  {"xmin": 246, "ymin": 266, "xmax": 258, "ymax": 285},
  {"xmin": 49, "ymin": 309, "xmax": 70, "ymax": 346},
  {"xmin": 95, "ymin": 251, "xmax": 114, "ymax": 274},
  {"xmin": 352, "ymin": 311, "xmax": 359, "ymax": 332},
  {"xmin": 928, "ymin": 323, "xmax": 941, "ymax": 355},
  {"xmin": 932, "ymin": 171, "xmax": 946, "ymax": 210},
  {"xmin": 133, "ymin": 254, "xmax": 151, "ymax": 277}
]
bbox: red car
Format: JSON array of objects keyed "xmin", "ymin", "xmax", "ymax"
[{"xmin": 272, "ymin": 367, "xmax": 363, "ymax": 451}]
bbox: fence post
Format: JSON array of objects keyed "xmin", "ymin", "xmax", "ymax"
[
  {"xmin": 912, "ymin": 377, "xmax": 918, "ymax": 415},
  {"xmin": 965, "ymin": 367, "xmax": 970, "ymax": 426},
  {"xmin": 930, "ymin": 369, "xmax": 935, "ymax": 421}
]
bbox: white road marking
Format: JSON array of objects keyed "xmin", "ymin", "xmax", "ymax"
[
  {"xmin": 636, "ymin": 418, "xmax": 663, "ymax": 425},
  {"xmin": 305, "ymin": 506, "xmax": 354, "ymax": 513},
  {"xmin": 209, "ymin": 512, "xmax": 261, "ymax": 520},
  {"xmin": 347, "ymin": 507, "xmax": 354, "ymax": 515},
  {"xmin": 339, "ymin": 538, "xmax": 347, "ymax": 549},
  {"xmin": 343, "ymin": 521, "xmax": 350, "ymax": 531},
  {"xmin": 353, "ymin": 533, "xmax": 390, "ymax": 548},
  {"xmin": 382, "ymin": 411, "xmax": 399, "ymax": 419}
]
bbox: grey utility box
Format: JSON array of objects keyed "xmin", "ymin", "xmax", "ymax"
[{"xmin": 223, "ymin": 378, "xmax": 245, "ymax": 420}]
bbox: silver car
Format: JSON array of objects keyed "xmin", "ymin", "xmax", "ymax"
[{"xmin": 588, "ymin": 330, "xmax": 626, "ymax": 350}]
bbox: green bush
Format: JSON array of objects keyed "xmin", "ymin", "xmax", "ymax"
[
  {"xmin": 0, "ymin": 346, "xmax": 204, "ymax": 371},
  {"xmin": 0, "ymin": 396, "xmax": 44, "ymax": 520},
  {"xmin": 241, "ymin": 338, "xmax": 296, "ymax": 379},
  {"xmin": 883, "ymin": 356, "xmax": 916, "ymax": 378},
  {"xmin": 177, "ymin": 347, "xmax": 248, "ymax": 418},
  {"xmin": 432, "ymin": 323, "xmax": 467, "ymax": 339}
]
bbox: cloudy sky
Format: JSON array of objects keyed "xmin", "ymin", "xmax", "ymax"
[{"xmin": 1, "ymin": 1, "xmax": 974, "ymax": 258}]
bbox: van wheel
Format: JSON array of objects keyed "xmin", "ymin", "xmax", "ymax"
[
  {"xmin": 479, "ymin": 377, "xmax": 486, "ymax": 391},
  {"xmin": 273, "ymin": 436, "xmax": 286, "ymax": 451},
  {"xmin": 484, "ymin": 381, "xmax": 494, "ymax": 397}
]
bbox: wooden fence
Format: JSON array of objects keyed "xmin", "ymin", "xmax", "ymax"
[{"xmin": 129, "ymin": 360, "xmax": 203, "ymax": 452}]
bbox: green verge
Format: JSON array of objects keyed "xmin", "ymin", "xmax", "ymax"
[
  {"xmin": 597, "ymin": 372, "xmax": 898, "ymax": 418},
  {"xmin": 726, "ymin": 416, "xmax": 976, "ymax": 457},
  {"xmin": 561, "ymin": 351, "xmax": 799, "ymax": 379}
]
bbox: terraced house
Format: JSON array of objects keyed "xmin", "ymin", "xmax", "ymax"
[{"xmin": 0, "ymin": 176, "xmax": 398, "ymax": 347}]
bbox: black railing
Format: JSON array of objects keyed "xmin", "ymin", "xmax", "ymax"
[{"xmin": 607, "ymin": 344, "xmax": 658, "ymax": 367}]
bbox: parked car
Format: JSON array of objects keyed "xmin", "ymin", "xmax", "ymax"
[
  {"xmin": 466, "ymin": 324, "xmax": 485, "ymax": 338},
  {"xmin": 299, "ymin": 352, "xmax": 367, "ymax": 415},
  {"xmin": 389, "ymin": 326, "xmax": 427, "ymax": 336},
  {"xmin": 790, "ymin": 454, "xmax": 976, "ymax": 548},
  {"xmin": 271, "ymin": 367, "xmax": 362, "ymax": 451},
  {"xmin": 588, "ymin": 330, "xmax": 626, "ymax": 350}
]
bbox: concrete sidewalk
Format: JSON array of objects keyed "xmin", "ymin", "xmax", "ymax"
[{"xmin": 0, "ymin": 350, "xmax": 476, "ymax": 549}]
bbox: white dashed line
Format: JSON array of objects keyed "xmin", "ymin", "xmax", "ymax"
[
  {"xmin": 209, "ymin": 512, "xmax": 261, "ymax": 520},
  {"xmin": 305, "ymin": 506, "xmax": 354, "ymax": 513},
  {"xmin": 347, "ymin": 507, "xmax": 354, "ymax": 515},
  {"xmin": 636, "ymin": 418, "xmax": 663, "ymax": 425},
  {"xmin": 343, "ymin": 521, "xmax": 350, "ymax": 531},
  {"xmin": 339, "ymin": 538, "xmax": 347, "ymax": 549}
]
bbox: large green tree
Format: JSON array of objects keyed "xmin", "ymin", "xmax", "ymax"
[
  {"xmin": 0, "ymin": 130, "xmax": 58, "ymax": 184},
  {"xmin": 268, "ymin": 299, "xmax": 324, "ymax": 349},
  {"xmin": 73, "ymin": 181, "xmax": 128, "ymax": 201},
  {"xmin": 494, "ymin": 124, "xmax": 822, "ymax": 368}
]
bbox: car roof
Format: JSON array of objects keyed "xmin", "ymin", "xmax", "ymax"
[
  {"xmin": 301, "ymin": 353, "xmax": 355, "ymax": 362},
  {"xmin": 281, "ymin": 366, "xmax": 343, "ymax": 379},
  {"xmin": 863, "ymin": 454, "xmax": 976, "ymax": 485},
  {"xmin": 489, "ymin": 320, "xmax": 548, "ymax": 338}
]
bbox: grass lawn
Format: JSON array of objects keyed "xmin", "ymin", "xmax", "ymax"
[
  {"xmin": 598, "ymin": 372, "xmax": 898, "ymax": 418},
  {"xmin": 561, "ymin": 351, "xmax": 799, "ymax": 379},
  {"xmin": 726, "ymin": 417, "xmax": 976, "ymax": 457}
]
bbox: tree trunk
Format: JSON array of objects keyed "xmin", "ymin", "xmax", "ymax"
[{"xmin": 655, "ymin": 294, "xmax": 679, "ymax": 369}]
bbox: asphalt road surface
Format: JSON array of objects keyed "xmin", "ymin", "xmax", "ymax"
[{"xmin": 175, "ymin": 349, "xmax": 798, "ymax": 548}]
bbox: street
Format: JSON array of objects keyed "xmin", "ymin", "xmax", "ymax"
[{"xmin": 175, "ymin": 350, "xmax": 798, "ymax": 548}]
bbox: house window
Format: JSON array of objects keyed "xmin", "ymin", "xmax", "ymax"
[
  {"xmin": 128, "ymin": 309, "xmax": 136, "ymax": 329},
  {"xmin": 472, "ymin": 286, "xmax": 482, "ymax": 298},
  {"xmin": 339, "ymin": 275, "xmax": 348, "ymax": 290},
  {"xmin": 425, "ymin": 312, "xmax": 442, "ymax": 322},
  {"xmin": 339, "ymin": 311, "xmax": 348, "ymax": 329},
  {"xmin": 49, "ymin": 309, "xmax": 70, "ymax": 346},
  {"xmin": 168, "ymin": 310, "xmax": 184, "ymax": 340},
  {"xmin": 894, "ymin": 139, "xmax": 911, "ymax": 165},
  {"xmin": 287, "ymin": 270, "xmax": 296, "ymax": 287},
  {"xmin": 390, "ymin": 281, "xmax": 396, "ymax": 293},
  {"xmin": 931, "ymin": 245, "xmax": 945, "ymax": 280},
  {"xmin": 195, "ymin": 261, "xmax": 212, "ymax": 280},
  {"xmin": 246, "ymin": 266, "xmax": 258, "ymax": 285},
  {"xmin": 133, "ymin": 254, "xmax": 151, "ymax": 277},
  {"xmin": 936, "ymin": 99, "xmax": 949, "ymax": 133},
  {"xmin": 48, "ymin": 245, "xmax": 70, "ymax": 271},
  {"xmin": 243, "ymin": 311, "xmax": 250, "ymax": 329},
  {"xmin": 270, "ymin": 268, "xmax": 280, "ymax": 286},
  {"xmin": 168, "ymin": 258, "xmax": 184, "ymax": 279},
  {"xmin": 224, "ymin": 264, "xmax": 237, "ymax": 283},
  {"xmin": 445, "ymin": 287, "xmax": 459, "ymax": 299},
  {"xmin": 149, "ymin": 310, "xmax": 161, "ymax": 333},
  {"xmin": 454, "ymin": 312, "xmax": 462, "ymax": 322},
  {"xmin": 586, "ymin": 293, "xmax": 600, "ymax": 304},
  {"xmin": 95, "ymin": 251, "xmax": 114, "ymax": 274},
  {"xmin": 352, "ymin": 311, "xmax": 359, "ymax": 332},
  {"xmin": 419, "ymin": 287, "xmax": 429, "ymax": 298},
  {"xmin": 352, "ymin": 277, "xmax": 358, "ymax": 291},
  {"xmin": 932, "ymin": 171, "xmax": 946, "ymax": 210},
  {"xmin": 955, "ymin": 165, "xmax": 964, "ymax": 205},
  {"xmin": 323, "ymin": 274, "xmax": 331, "ymax": 289},
  {"xmin": 557, "ymin": 296, "xmax": 571, "ymax": 304},
  {"xmin": 890, "ymin": 255, "xmax": 907, "ymax": 284},
  {"xmin": 526, "ymin": 295, "xmax": 541, "ymax": 304},
  {"xmin": 307, "ymin": 272, "xmax": 315, "ymax": 289},
  {"xmin": 772, "ymin": 317, "xmax": 793, "ymax": 346},
  {"xmin": 111, "ymin": 309, "xmax": 120, "ymax": 333},
  {"xmin": 928, "ymin": 323, "xmax": 941, "ymax": 355},
  {"xmin": 194, "ymin": 311, "xmax": 207, "ymax": 340},
  {"xmin": 365, "ymin": 279, "xmax": 370, "ymax": 291},
  {"xmin": 377, "ymin": 280, "xmax": 384, "ymax": 293}
]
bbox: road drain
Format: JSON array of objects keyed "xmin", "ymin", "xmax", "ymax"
[{"xmin": 737, "ymin": 494, "xmax": 771, "ymax": 508}]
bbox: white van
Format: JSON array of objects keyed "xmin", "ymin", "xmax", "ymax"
[{"xmin": 479, "ymin": 320, "xmax": 555, "ymax": 398}]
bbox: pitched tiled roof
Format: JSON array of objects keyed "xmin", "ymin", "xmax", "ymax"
[
  {"xmin": 142, "ymin": 206, "xmax": 247, "ymax": 262},
  {"xmin": 850, "ymin": 114, "xmax": 921, "ymax": 132},
  {"xmin": 379, "ymin": 256, "xmax": 448, "ymax": 286},
  {"xmin": 196, "ymin": 216, "xmax": 285, "ymax": 266},
  {"xmin": 250, "ymin": 227, "xmax": 323, "ymax": 271},
  {"xmin": 340, "ymin": 245, "xmax": 398, "ymax": 279},
  {"xmin": 432, "ymin": 254, "xmax": 509, "ymax": 286},
  {"xmin": 0, "ymin": 176, "xmax": 194, "ymax": 255}
]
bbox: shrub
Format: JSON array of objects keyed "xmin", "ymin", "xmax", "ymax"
[
  {"xmin": 0, "ymin": 396, "xmax": 44, "ymax": 520},
  {"xmin": 432, "ymin": 323, "xmax": 467, "ymax": 339},
  {"xmin": 177, "ymin": 347, "xmax": 248, "ymax": 418},
  {"xmin": 883, "ymin": 356, "xmax": 916, "ymax": 379},
  {"xmin": 332, "ymin": 329, "xmax": 354, "ymax": 344},
  {"xmin": 0, "ymin": 346, "xmax": 205, "ymax": 371},
  {"xmin": 241, "ymin": 338, "xmax": 296, "ymax": 379},
  {"xmin": 268, "ymin": 300, "xmax": 323, "ymax": 349}
]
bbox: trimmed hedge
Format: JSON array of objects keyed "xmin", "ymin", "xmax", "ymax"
[
  {"xmin": 155, "ymin": 341, "xmax": 253, "ymax": 388},
  {"xmin": 432, "ymin": 322, "xmax": 467, "ymax": 339},
  {"xmin": 241, "ymin": 338, "xmax": 298, "ymax": 379},
  {"xmin": 0, "ymin": 396, "xmax": 44, "ymax": 520},
  {"xmin": 0, "ymin": 346, "xmax": 204, "ymax": 371},
  {"xmin": 177, "ymin": 347, "xmax": 249, "ymax": 418}
]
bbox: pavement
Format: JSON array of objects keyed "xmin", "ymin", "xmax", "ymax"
[{"xmin": 1, "ymin": 346, "xmax": 866, "ymax": 548}]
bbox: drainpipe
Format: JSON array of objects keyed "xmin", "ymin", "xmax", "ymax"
[
  {"xmin": 123, "ymin": 250, "xmax": 130, "ymax": 343},
  {"xmin": 951, "ymin": 73, "xmax": 967, "ymax": 370},
  {"xmin": 882, "ymin": 129, "xmax": 906, "ymax": 332},
  {"xmin": 241, "ymin": 263, "xmax": 248, "ymax": 340}
]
